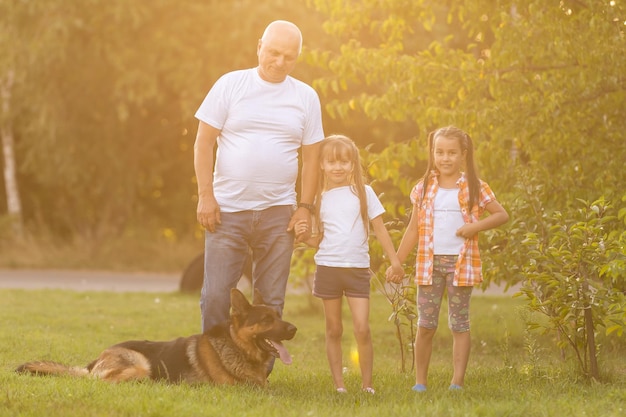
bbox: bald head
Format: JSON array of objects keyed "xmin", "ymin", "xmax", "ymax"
[
  {"xmin": 261, "ymin": 20, "xmax": 303, "ymax": 54},
  {"xmin": 256, "ymin": 20, "xmax": 303, "ymax": 83}
]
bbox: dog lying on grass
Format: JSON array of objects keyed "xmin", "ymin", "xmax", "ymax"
[{"xmin": 16, "ymin": 288, "xmax": 296, "ymax": 387}]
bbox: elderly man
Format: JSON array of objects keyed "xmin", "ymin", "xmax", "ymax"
[{"xmin": 194, "ymin": 20, "xmax": 324, "ymax": 332}]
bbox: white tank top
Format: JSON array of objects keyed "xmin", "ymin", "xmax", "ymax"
[{"xmin": 433, "ymin": 187, "xmax": 465, "ymax": 255}]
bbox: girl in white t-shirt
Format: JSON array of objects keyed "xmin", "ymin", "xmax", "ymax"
[{"xmin": 296, "ymin": 135, "xmax": 403, "ymax": 394}]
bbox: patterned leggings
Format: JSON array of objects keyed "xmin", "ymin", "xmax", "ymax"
[{"xmin": 417, "ymin": 255, "xmax": 473, "ymax": 332}]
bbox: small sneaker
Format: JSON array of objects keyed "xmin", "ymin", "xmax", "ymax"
[
  {"xmin": 336, "ymin": 387, "xmax": 348, "ymax": 394},
  {"xmin": 412, "ymin": 384, "xmax": 427, "ymax": 392},
  {"xmin": 362, "ymin": 387, "xmax": 375, "ymax": 394},
  {"xmin": 449, "ymin": 384, "xmax": 463, "ymax": 391}
]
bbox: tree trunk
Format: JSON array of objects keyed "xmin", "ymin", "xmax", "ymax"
[
  {"xmin": 584, "ymin": 305, "xmax": 599, "ymax": 380},
  {"xmin": 582, "ymin": 279, "xmax": 599, "ymax": 380},
  {"xmin": 1, "ymin": 69, "xmax": 24, "ymax": 237}
]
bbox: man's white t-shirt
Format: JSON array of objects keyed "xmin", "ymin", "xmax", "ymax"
[
  {"xmin": 195, "ymin": 68, "xmax": 324, "ymax": 212},
  {"xmin": 314, "ymin": 185, "xmax": 385, "ymax": 268}
]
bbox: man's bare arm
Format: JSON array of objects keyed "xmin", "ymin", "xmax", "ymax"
[{"xmin": 194, "ymin": 121, "xmax": 221, "ymax": 232}]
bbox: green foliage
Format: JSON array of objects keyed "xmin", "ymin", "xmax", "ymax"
[
  {"xmin": 305, "ymin": 0, "xmax": 626, "ymax": 380},
  {"xmin": 0, "ymin": 0, "xmax": 329, "ymax": 242},
  {"xmin": 306, "ymin": 0, "xmax": 626, "ymax": 212},
  {"xmin": 519, "ymin": 197, "xmax": 626, "ymax": 378},
  {"xmin": 307, "ymin": 0, "xmax": 626, "ymax": 204}
]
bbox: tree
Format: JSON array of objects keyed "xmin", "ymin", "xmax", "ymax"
[
  {"xmin": 0, "ymin": 68, "xmax": 21, "ymax": 236},
  {"xmin": 305, "ymin": 0, "xmax": 626, "ymax": 378},
  {"xmin": 520, "ymin": 198, "xmax": 626, "ymax": 380},
  {"xmin": 306, "ymin": 0, "xmax": 625, "ymax": 204},
  {"xmin": 0, "ymin": 0, "xmax": 69, "ymax": 237},
  {"xmin": 0, "ymin": 0, "xmax": 329, "ymax": 243}
]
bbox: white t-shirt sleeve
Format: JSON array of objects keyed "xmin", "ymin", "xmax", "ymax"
[
  {"xmin": 194, "ymin": 72, "xmax": 235, "ymax": 130},
  {"xmin": 301, "ymin": 86, "xmax": 324, "ymax": 146},
  {"xmin": 365, "ymin": 185, "xmax": 385, "ymax": 220}
]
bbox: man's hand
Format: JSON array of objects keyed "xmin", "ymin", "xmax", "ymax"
[
  {"xmin": 287, "ymin": 207, "xmax": 311, "ymax": 243},
  {"xmin": 197, "ymin": 195, "xmax": 221, "ymax": 232}
]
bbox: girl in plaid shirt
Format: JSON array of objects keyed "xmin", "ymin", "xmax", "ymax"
[{"xmin": 386, "ymin": 126, "xmax": 509, "ymax": 392}]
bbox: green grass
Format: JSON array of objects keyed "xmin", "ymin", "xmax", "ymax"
[{"xmin": 1, "ymin": 290, "xmax": 625, "ymax": 417}]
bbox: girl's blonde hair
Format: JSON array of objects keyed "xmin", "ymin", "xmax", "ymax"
[{"xmin": 313, "ymin": 134, "xmax": 369, "ymax": 239}]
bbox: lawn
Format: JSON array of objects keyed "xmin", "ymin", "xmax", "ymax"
[{"xmin": 1, "ymin": 289, "xmax": 624, "ymax": 417}]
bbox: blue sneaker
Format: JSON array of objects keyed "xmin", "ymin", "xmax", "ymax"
[
  {"xmin": 412, "ymin": 384, "xmax": 427, "ymax": 392},
  {"xmin": 449, "ymin": 384, "xmax": 463, "ymax": 391}
]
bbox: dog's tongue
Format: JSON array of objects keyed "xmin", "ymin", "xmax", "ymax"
[{"xmin": 271, "ymin": 341, "xmax": 292, "ymax": 365}]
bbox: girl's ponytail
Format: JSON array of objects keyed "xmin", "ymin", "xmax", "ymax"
[{"xmin": 462, "ymin": 132, "xmax": 480, "ymax": 212}]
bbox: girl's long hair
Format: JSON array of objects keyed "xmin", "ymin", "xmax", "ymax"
[
  {"xmin": 420, "ymin": 126, "xmax": 480, "ymax": 210},
  {"xmin": 314, "ymin": 134, "xmax": 369, "ymax": 238}
]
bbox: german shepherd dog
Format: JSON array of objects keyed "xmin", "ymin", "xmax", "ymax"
[{"xmin": 16, "ymin": 289, "xmax": 296, "ymax": 387}]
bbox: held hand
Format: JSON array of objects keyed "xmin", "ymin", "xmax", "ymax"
[
  {"xmin": 288, "ymin": 207, "xmax": 311, "ymax": 243},
  {"xmin": 385, "ymin": 265, "xmax": 405, "ymax": 284},
  {"xmin": 293, "ymin": 220, "xmax": 309, "ymax": 240},
  {"xmin": 197, "ymin": 195, "xmax": 221, "ymax": 233}
]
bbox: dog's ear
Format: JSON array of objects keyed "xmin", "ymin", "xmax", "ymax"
[
  {"xmin": 252, "ymin": 288, "xmax": 266, "ymax": 305},
  {"xmin": 230, "ymin": 288, "xmax": 251, "ymax": 314}
]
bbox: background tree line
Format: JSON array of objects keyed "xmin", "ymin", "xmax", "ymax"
[
  {"xmin": 0, "ymin": 0, "xmax": 407, "ymax": 243},
  {"xmin": 4, "ymin": 1, "xmax": 621, "ymax": 245},
  {"xmin": 1, "ymin": 0, "xmax": 625, "ymax": 377}
]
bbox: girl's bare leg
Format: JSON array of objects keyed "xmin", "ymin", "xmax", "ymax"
[
  {"xmin": 323, "ymin": 298, "xmax": 345, "ymax": 390},
  {"xmin": 414, "ymin": 326, "xmax": 437, "ymax": 386},
  {"xmin": 346, "ymin": 296, "xmax": 373, "ymax": 389},
  {"xmin": 451, "ymin": 330, "xmax": 471, "ymax": 387}
]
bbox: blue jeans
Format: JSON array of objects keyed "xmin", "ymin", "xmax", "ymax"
[{"xmin": 200, "ymin": 205, "xmax": 295, "ymax": 332}]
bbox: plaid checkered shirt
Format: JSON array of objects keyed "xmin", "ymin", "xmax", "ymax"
[{"xmin": 409, "ymin": 171, "xmax": 496, "ymax": 286}]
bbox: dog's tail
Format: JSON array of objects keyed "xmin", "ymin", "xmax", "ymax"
[{"xmin": 16, "ymin": 361, "xmax": 89, "ymax": 378}]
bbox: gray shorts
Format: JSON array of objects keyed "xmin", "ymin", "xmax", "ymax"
[{"xmin": 313, "ymin": 265, "xmax": 371, "ymax": 299}]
